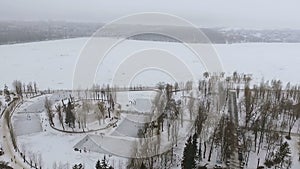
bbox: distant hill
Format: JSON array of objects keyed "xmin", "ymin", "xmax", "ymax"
[{"xmin": 1, "ymin": 21, "xmax": 300, "ymax": 45}]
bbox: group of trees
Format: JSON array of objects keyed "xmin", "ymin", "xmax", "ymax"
[
  {"xmin": 0, "ymin": 99, "xmax": 2, "ymax": 112},
  {"xmin": 9, "ymin": 72, "xmax": 300, "ymax": 169},
  {"xmin": 72, "ymin": 163, "xmax": 84, "ymax": 169},
  {"xmin": 63, "ymin": 99, "xmax": 76, "ymax": 128},
  {"xmin": 72, "ymin": 156, "xmax": 114, "ymax": 169},
  {"xmin": 42, "ymin": 73, "xmax": 300, "ymax": 169},
  {"xmin": 213, "ymin": 115, "xmax": 236, "ymax": 163},
  {"xmin": 0, "ymin": 162, "xmax": 13, "ymax": 169},
  {"xmin": 225, "ymin": 72, "xmax": 300, "ymax": 168},
  {"xmin": 264, "ymin": 141, "xmax": 292, "ymax": 168},
  {"xmin": 46, "ymin": 92, "xmax": 116, "ymax": 131},
  {"xmin": 12, "ymin": 80, "xmax": 23, "ymax": 97},
  {"xmin": 45, "ymin": 95, "xmax": 76, "ymax": 130},
  {"xmin": 95, "ymin": 156, "xmax": 114, "ymax": 169},
  {"xmin": 126, "ymin": 75, "xmax": 224, "ymax": 169},
  {"xmin": 127, "ymin": 82, "xmax": 185, "ymax": 169},
  {"xmin": 45, "ymin": 96, "xmax": 54, "ymax": 126},
  {"xmin": 0, "ymin": 85, "xmax": 11, "ymax": 113},
  {"xmin": 3, "ymin": 84, "xmax": 11, "ymax": 102},
  {"xmin": 81, "ymin": 84, "xmax": 116, "ymax": 105},
  {"xmin": 179, "ymin": 72, "xmax": 300, "ymax": 169},
  {"xmin": 12, "ymin": 80, "xmax": 38, "ymax": 98}
]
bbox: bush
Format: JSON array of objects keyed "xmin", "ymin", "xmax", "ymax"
[{"xmin": 264, "ymin": 159, "xmax": 273, "ymax": 168}]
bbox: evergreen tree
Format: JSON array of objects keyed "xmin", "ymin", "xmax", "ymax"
[
  {"xmin": 273, "ymin": 142, "xmax": 292, "ymax": 168},
  {"xmin": 95, "ymin": 160, "xmax": 101, "ymax": 169},
  {"xmin": 264, "ymin": 141, "xmax": 292, "ymax": 168},
  {"xmin": 73, "ymin": 163, "xmax": 84, "ymax": 169},
  {"xmin": 182, "ymin": 136, "xmax": 196, "ymax": 169},
  {"xmin": 192, "ymin": 133, "xmax": 198, "ymax": 159},
  {"xmin": 65, "ymin": 99, "xmax": 75, "ymax": 128},
  {"xmin": 95, "ymin": 156, "xmax": 113, "ymax": 169},
  {"xmin": 100, "ymin": 155, "xmax": 109, "ymax": 169},
  {"xmin": 140, "ymin": 162, "xmax": 147, "ymax": 169}
]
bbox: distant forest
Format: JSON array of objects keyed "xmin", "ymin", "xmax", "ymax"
[{"xmin": 1, "ymin": 21, "xmax": 300, "ymax": 45}]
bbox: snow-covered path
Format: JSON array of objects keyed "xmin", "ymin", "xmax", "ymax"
[{"xmin": 0, "ymin": 102, "xmax": 30, "ymax": 169}]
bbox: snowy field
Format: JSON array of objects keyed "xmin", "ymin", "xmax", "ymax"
[
  {"xmin": 1, "ymin": 38, "xmax": 300, "ymax": 89},
  {"xmin": 17, "ymin": 131, "xmax": 108, "ymax": 169},
  {"xmin": 12, "ymin": 94, "xmax": 129, "ymax": 169},
  {"xmin": 10, "ymin": 90, "xmax": 196, "ymax": 169}
]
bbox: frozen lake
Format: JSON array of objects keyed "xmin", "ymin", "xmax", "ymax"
[{"xmin": 1, "ymin": 38, "xmax": 300, "ymax": 90}]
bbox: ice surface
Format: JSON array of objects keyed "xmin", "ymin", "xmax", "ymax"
[{"xmin": 1, "ymin": 38, "xmax": 300, "ymax": 89}]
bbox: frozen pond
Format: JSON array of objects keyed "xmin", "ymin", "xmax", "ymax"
[{"xmin": 13, "ymin": 113, "xmax": 42, "ymax": 136}]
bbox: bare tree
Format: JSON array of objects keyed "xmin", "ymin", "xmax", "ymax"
[
  {"xmin": 33, "ymin": 81, "xmax": 37, "ymax": 95},
  {"xmin": 44, "ymin": 97, "xmax": 54, "ymax": 126},
  {"xmin": 244, "ymin": 85, "xmax": 256, "ymax": 128},
  {"xmin": 23, "ymin": 83, "xmax": 26, "ymax": 97},
  {"xmin": 81, "ymin": 101, "xmax": 90, "ymax": 128},
  {"xmin": 195, "ymin": 104, "xmax": 208, "ymax": 160},
  {"xmin": 27, "ymin": 82, "xmax": 33, "ymax": 96},
  {"xmin": 84, "ymin": 88, "xmax": 88, "ymax": 100},
  {"xmin": 286, "ymin": 102, "xmax": 300, "ymax": 139},
  {"xmin": 97, "ymin": 102, "xmax": 106, "ymax": 125},
  {"xmin": 185, "ymin": 80, "xmax": 193, "ymax": 91},
  {"xmin": 12, "ymin": 80, "xmax": 22, "ymax": 97},
  {"xmin": 55, "ymin": 104, "xmax": 64, "ymax": 130},
  {"xmin": 187, "ymin": 92, "xmax": 195, "ymax": 120}
]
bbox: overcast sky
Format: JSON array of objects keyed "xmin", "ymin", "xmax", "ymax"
[{"xmin": 1, "ymin": 0, "xmax": 300, "ymax": 29}]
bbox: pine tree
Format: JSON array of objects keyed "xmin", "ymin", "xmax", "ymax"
[
  {"xmin": 73, "ymin": 163, "xmax": 84, "ymax": 169},
  {"xmin": 182, "ymin": 136, "xmax": 196, "ymax": 169},
  {"xmin": 100, "ymin": 155, "xmax": 109, "ymax": 169},
  {"xmin": 95, "ymin": 160, "xmax": 101, "ymax": 169},
  {"xmin": 274, "ymin": 141, "xmax": 292, "ymax": 168},
  {"xmin": 140, "ymin": 162, "xmax": 147, "ymax": 169},
  {"xmin": 65, "ymin": 99, "xmax": 75, "ymax": 128},
  {"xmin": 95, "ymin": 156, "xmax": 113, "ymax": 169},
  {"xmin": 192, "ymin": 133, "xmax": 198, "ymax": 159},
  {"xmin": 265, "ymin": 141, "xmax": 292, "ymax": 168}
]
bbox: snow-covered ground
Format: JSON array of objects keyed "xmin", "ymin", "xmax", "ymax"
[
  {"xmin": 17, "ymin": 131, "xmax": 120, "ymax": 169},
  {"xmin": 1, "ymin": 38, "xmax": 300, "ymax": 89},
  {"xmin": 9, "ymin": 89, "xmax": 197, "ymax": 169},
  {"xmin": 10, "ymin": 94, "xmax": 128, "ymax": 168}
]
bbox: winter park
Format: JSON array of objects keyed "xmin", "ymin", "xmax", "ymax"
[{"xmin": 1, "ymin": 1, "xmax": 300, "ymax": 169}]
